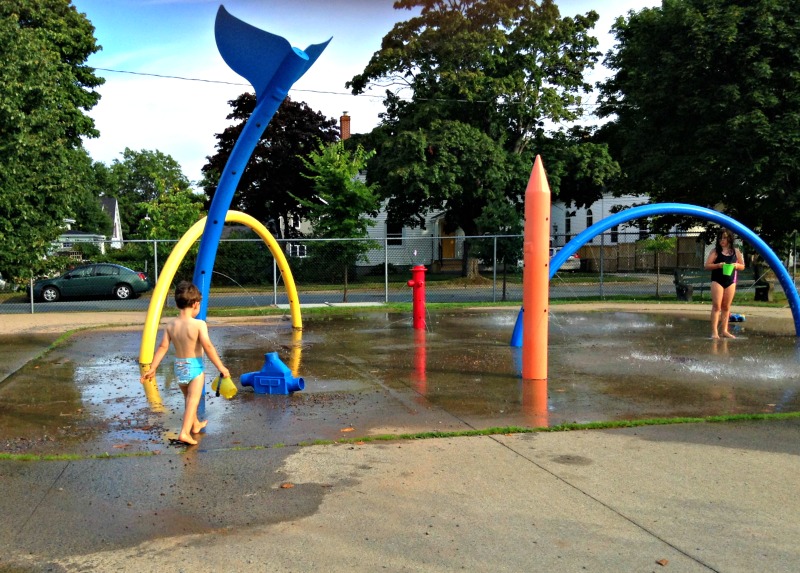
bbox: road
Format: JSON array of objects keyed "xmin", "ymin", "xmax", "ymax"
[{"xmin": 0, "ymin": 279, "xmax": 709, "ymax": 313}]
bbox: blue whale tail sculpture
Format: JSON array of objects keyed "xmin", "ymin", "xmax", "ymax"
[{"xmin": 215, "ymin": 5, "xmax": 331, "ymax": 103}]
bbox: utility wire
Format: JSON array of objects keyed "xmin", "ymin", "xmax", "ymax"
[{"xmin": 92, "ymin": 66, "xmax": 601, "ymax": 108}]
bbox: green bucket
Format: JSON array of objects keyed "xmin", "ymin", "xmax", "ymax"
[{"xmin": 722, "ymin": 263, "xmax": 735, "ymax": 276}]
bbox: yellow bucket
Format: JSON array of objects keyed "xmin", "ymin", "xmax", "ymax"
[{"xmin": 211, "ymin": 375, "xmax": 238, "ymax": 399}]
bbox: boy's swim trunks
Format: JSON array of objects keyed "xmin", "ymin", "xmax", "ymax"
[{"xmin": 174, "ymin": 357, "xmax": 204, "ymax": 384}]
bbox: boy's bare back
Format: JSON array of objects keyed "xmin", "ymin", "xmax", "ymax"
[{"xmin": 166, "ymin": 315, "xmax": 209, "ymax": 359}]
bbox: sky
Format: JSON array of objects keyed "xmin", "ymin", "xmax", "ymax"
[{"xmin": 71, "ymin": 0, "xmax": 659, "ymax": 185}]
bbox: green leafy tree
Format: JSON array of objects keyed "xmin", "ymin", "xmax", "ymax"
[
  {"xmin": 137, "ymin": 184, "xmax": 205, "ymax": 279},
  {"xmin": 140, "ymin": 186, "xmax": 204, "ymax": 240},
  {"xmin": 640, "ymin": 235, "xmax": 677, "ymax": 298},
  {"xmin": 109, "ymin": 148, "xmax": 192, "ymax": 239},
  {"xmin": 297, "ymin": 141, "xmax": 380, "ymax": 302},
  {"xmin": 371, "ymin": 119, "xmax": 524, "ymax": 275},
  {"xmin": 598, "ymin": 0, "xmax": 800, "ymax": 248},
  {"xmin": 71, "ymin": 156, "xmax": 113, "ymax": 237},
  {"xmin": 348, "ymin": 0, "xmax": 617, "ymax": 275},
  {"xmin": 473, "ymin": 196, "xmax": 524, "ymax": 300},
  {"xmin": 202, "ymin": 95, "xmax": 339, "ymax": 239},
  {"xmin": 0, "ymin": 0, "xmax": 103, "ymax": 280}
]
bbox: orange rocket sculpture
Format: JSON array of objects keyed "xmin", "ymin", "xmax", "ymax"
[{"xmin": 521, "ymin": 156, "xmax": 550, "ymax": 382}]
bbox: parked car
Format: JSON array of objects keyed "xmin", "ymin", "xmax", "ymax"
[
  {"xmin": 550, "ymin": 248, "xmax": 580, "ymax": 272},
  {"xmin": 27, "ymin": 263, "xmax": 152, "ymax": 302}
]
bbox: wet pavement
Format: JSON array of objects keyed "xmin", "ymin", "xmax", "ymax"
[
  {"xmin": 2, "ymin": 308, "xmax": 799, "ymax": 456},
  {"xmin": 2, "ymin": 306, "xmax": 800, "ymax": 571}
]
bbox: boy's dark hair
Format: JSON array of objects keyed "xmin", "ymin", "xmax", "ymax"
[{"xmin": 174, "ymin": 281, "xmax": 201, "ymax": 309}]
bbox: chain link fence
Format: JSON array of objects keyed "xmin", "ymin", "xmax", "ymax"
[{"xmin": 1, "ymin": 229, "xmax": 795, "ymax": 314}]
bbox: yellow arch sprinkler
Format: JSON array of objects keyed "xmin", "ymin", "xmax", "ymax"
[{"xmin": 138, "ymin": 211, "xmax": 302, "ymax": 369}]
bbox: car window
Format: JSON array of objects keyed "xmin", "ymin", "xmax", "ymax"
[
  {"xmin": 68, "ymin": 266, "xmax": 93, "ymax": 278},
  {"xmin": 95, "ymin": 265, "xmax": 119, "ymax": 277}
]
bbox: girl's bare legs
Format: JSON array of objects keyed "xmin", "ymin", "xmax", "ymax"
[
  {"xmin": 178, "ymin": 374, "xmax": 207, "ymax": 445},
  {"xmin": 710, "ymin": 282, "xmax": 723, "ymax": 339},
  {"xmin": 720, "ymin": 284, "xmax": 737, "ymax": 338}
]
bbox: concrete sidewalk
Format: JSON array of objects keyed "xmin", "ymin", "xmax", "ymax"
[
  {"xmin": 2, "ymin": 420, "xmax": 799, "ymax": 572},
  {"xmin": 1, "ymin": 307, "xmax": 799, "ymax": 572}
]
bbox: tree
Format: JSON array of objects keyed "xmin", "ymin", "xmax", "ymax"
[
  {"xmin": 71, "ymin": 157, "xmax": 113, "ymax": 237},
  {"xmin": 201, "ymin": 95, "xmax": 339, "ymax": 239},
  {"xmin": 598, "ymin": 0, "xmax": 800, "ymax": 248},
  {"xmin": 473, "ymin": 196, "xmax": 524, "ymax": 300},
  {"xmin": 108, "ymin": 148, "xmax": 192, "ymax": 239},
  {"xmin": 348, "ymin": 0, "xmax": 618, "ymax": 275},
  {"xmin": 0, "ymin": 0, "xmax": 103, "ymax": 280},
  {"xmin": 369, "ymin": 119, "xmax": 525, "ymax": 275},
  {"xmin": 640, "ymin": 235, "xmax": 677, "ymax": 298},
  {"xmin": 297, "ymin": 141, "xmax": 380, "ymax": 302},
  {"xmin": 140, "ymin": 186, "xmax": 205, "ymax": 241}
]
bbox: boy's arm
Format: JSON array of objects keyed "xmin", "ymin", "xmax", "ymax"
[
  {"xmin": 198, "ymin": 321, "xmax": 230, "ymax": 379},
  {"xmin": 141, "ymin": 330, "xmax": 171, "ymax": 382}
]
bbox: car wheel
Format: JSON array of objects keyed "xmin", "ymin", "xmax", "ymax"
[
  {"xmin": 114, "ymin": 284, "xmax": 133, "ymax": 300},
  {"xmin": 42, "ymin": 286, "xmax": 60, "ymax": 302}
]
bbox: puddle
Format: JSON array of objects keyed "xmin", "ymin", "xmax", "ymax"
[{"xmin": 1, "ymin": 309, "xmax": 798, "ymax": 455}]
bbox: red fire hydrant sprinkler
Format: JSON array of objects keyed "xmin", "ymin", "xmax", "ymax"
[{"xmin": 406, "ymin": 265, "xmax": 427, "ymax": 329}]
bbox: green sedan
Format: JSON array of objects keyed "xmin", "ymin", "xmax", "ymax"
[{"xmin": 28, "ymin": 263, "xmax": 152, "ymax": 302}]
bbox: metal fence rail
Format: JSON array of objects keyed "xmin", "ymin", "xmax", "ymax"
[{"xmin": 1, "ymin": 230, "xmax": 794, "ymax": 314}]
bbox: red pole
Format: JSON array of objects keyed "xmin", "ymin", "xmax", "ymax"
[
  {"xmin": 522, "ymin": 156, "xmax": 551, "ymax": 381},
  {"xmin": 406, "ymin": 265, "xmax": 427, "ymax": 329}
]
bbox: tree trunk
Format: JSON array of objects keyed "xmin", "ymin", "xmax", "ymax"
[{"xmin": 459, "ymin": 238, "xmax": 481, "ymax": 278}]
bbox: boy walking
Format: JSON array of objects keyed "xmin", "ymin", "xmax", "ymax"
[{"xmin": 141, "ymin": 281, "xmax": 230, "ymax": 445}]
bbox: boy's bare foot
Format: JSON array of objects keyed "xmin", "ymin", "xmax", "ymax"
[
  {"xmin": 711, "ymin": 333, "xmax": 720, "ymax": 339},
  {"xmin": 177, "ymin": 432, "xmax": 198, "ymax": 445},
  {"xmin": 191, "ymin": 420, "xmax": 208, "ymax": 434},
  {"xmin": 721, "ymin": 331, "xmax": 736, "ymax": 339}
]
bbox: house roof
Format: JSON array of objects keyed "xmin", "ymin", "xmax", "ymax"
[{"xmin": 100, "ymin": 197, "xmax": 118, "ymax": 217}]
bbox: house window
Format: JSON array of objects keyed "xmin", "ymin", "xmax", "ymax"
[
  {"xmin": 386, "ymin": 220, "xmax": 403, "ymax": 246},
  {"xmin": 564, "ymin": 214, "xmax": 572, "ymax": 243},
  {"xmin": 288, "ymin": 243, "xmax": 307, "ymax": 258},
  {"xmin": 610, "ymin": 225, "xmax": 619, "ymax": 243}
]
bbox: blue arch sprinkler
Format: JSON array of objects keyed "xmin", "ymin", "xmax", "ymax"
[
  {"xmin": 192, "ymin": 6, "xmax": 331, "ymax": 319},
  {"xmin": 511, "ymin": 203, "xmax": 800, "ymax": 343}
]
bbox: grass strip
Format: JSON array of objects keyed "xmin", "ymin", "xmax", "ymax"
[{"xmin": 3, "ymin": 411, "xmax": 799, "ymax": 462}]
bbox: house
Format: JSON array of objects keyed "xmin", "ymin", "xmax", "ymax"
[
  {"xmin": 552, "ymin": 193, "xmax": 710, "ymax": 271},
  {"xmin": 55, "ymin": 197, "xmax": 123, "ymax": 259},
  {"xmin": 335, "ymin": 114, "xmax": 709, "ymax": 272},
  {"xmin": 57, "ymin": 219, "xmax": 107, "ymax": 258}
]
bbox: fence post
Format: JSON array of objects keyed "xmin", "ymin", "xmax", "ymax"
[
  {"xmin": 492, "ymin": 236, "xmax": 497, "ymax": 303},
  {"xmin": 153, "ymin": 239, "xmax": 159, "ymax": 284},
  {"xmin": 29, "ymin": 275, "xmax": 34, "ymax": 314},
  {"xmin": 599, "ymin": 231, "xmax": 605, "ymax": 299},
  {"xmin": 273, "ymin": 257, "xmax": 278, "ymax": 305},
  {"xmin": 384, "ymin": 236, "xmax": 389, "ymax": 303}
]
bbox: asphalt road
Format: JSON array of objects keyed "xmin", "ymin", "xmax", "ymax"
[{"xmin": 0, "ymin": 276, "xmax": 786, "ymax": 314}]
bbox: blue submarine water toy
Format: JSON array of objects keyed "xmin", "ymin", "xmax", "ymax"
[{"xmin": 241, "ymin": 352, "xmax": 305, "ymax": 395}]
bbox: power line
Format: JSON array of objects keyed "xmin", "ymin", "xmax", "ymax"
[
  {"xmin": 92, "ymin": 67, "xmax": 380, "ymax": 98},
  {"xmin": 91, "ymin": 66, "xmax": 601, "ymax": 108}
]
